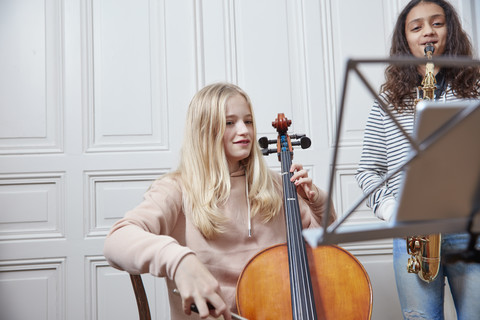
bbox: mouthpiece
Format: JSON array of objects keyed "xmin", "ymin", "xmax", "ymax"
[{"xmin": 424, "ymin": 43, "xmax": 435, "ymax": 56}]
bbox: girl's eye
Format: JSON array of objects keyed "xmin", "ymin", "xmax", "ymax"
[
  {"xmin": 226, "ymin": 120, "xmax": 234, "ymax": 125},
  {"xmin": 245, "ymin": 120, "xmax": 253, "ymax": 125}
]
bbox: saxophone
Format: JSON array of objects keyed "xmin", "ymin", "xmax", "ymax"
[{"xmin": 406, "ymin": 43, "xmax": 442, "ymax": 283}]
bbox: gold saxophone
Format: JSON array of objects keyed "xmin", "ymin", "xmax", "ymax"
[{"xmin": 406, "ymin": 43, "xmax": 442, "ymax": 283}]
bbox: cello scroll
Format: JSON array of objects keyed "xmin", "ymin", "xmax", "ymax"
[{"xmin": 258, "ymin": 113, "xmax": 311, "ymax": 161}]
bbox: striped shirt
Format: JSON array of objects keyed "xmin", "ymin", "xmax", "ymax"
[{"xmin": 355, "ymin": 85, "xmax": 461, "ymax": 215}]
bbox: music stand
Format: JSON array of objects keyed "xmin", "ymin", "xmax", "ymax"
[{"xmin": 303, "ymin": 57, "xmax": 480, "ymax": 263}]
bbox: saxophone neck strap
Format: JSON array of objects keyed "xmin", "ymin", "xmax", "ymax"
[{"xmin": 434, "ymin": 71, "xmax": 447, "ymax": 100}]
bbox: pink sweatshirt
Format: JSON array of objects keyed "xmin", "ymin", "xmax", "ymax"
[{"xmin": 104, "ymin": 169, "xmax": 335, "ymax": 319}]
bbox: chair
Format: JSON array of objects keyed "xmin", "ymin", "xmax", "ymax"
[{"xmin": 130, "ymin": 274, "xmax": 151, "ymax": 320}]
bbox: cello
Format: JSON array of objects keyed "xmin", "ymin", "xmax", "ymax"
[{"xmin": 236, "ymin": 113, "xmax": 373, "ymax": 319}]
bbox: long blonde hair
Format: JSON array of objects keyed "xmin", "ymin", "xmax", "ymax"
[{"xmin": 172, "ymin": 82, "xmax": 282, "ymax": 238}]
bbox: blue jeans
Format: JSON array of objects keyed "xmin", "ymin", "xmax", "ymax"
[{"xmin": 393, "ymin": 234, "xmax": 480, "ymax": 320}]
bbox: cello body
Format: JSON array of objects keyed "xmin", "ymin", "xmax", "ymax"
[
  {"xmin": 236, "ymin": 243, "xmax": 373, "ymax": 319},
  {"xmin": 236, "ymin": 113, "xmax": 373, "ymax": 319}
]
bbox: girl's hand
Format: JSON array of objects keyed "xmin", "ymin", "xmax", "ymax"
[
  {"xmin": 173, "ymin": 254, "xmax": 232, "ymax": 320},
  {"xmin": 290, "ymin": 163, "xmax": 318, "ymax": 202}
]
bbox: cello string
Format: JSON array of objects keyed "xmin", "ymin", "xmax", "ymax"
[
  {"xmin": 281, "ymin": 150, "xmax": 300, "ymax": 318},
  {"xmin": 282, "ymin": 149, "xmax": 316, "ymax": 319},
  {"xmin": 293, "ymin": 150, "xmax": 317, "ymax": 318},
  {"xmin": 282, "ymin": 151, "xmax": 299, "ymax": 317},
  {"xmin": 284, "ymin": 150, "xmax": 302, "ymax": 318}
]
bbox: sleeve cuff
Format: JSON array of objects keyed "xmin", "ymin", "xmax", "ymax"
[{"xmin": 376, "ymin": 198, "xmax": 396, "ymax": 222}]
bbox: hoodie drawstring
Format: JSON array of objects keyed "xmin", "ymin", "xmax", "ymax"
[{"xmin": 245, "ymin": 174, "xmax": 251, "ymax": 237}]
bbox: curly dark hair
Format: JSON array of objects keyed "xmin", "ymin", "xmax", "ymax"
[{"xmin": 382, "ymin": 0, "xmax": 480, "ymax": 112}]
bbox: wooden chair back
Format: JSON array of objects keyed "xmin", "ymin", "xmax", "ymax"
[{"xmin": 129, "ymin": 274, "xmax": 152, "ymax": 320}]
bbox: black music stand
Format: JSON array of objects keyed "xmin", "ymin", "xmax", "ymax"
[{"xmin": 303, "ymin": 57, "xmax": 480, "ymax": 263}]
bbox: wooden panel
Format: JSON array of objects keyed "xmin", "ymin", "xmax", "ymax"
[
  {"xmin": 199, "ymin": 0, "xmax": 232, "ymax": 83},
  {"xmin": 234, "ymin": 0, "xmax": 309, "ymax": 137},
  {"xmin": 0, "ymin": 0, "xmax": 63, "ymax": 154},
  {"xmin": 86, "ymin": 258, "xmax": 171, "ymax": 320},
  {"xmin": 84, "ymin": 170, "xmax": 166, "ymax": 237},
  {"xmin": 333, "ymin": 166, "xmax": 381, "ymax": 225},
  {"xmin": 87, "ymin": 258, "xmax": 139, "ymax": 320},
  {"xmin": 328, "ymin": 0, "xmax": 389, "ymax": 147},
  {"xmin": 356, "ymin": 254, "xmax": 402, "ymax": 319},
  {"xmin": 85, "ymin": 0, "xmax": 168, "ymax": 152},
  {"xmin": 0, "ymin": 173, "xmax": 65, "ymax": 240},
  {"xmin": 0, "ymin": 259, "xmax": 65, "ymax": 320}
]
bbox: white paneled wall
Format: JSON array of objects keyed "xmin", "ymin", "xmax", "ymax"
[
  {"xmin": 0, "ymin": 258, "xmax": 66, "ymax": 319},
  {"xmin": 0, "ymin": 0, "xmax": 478, "ymax": 319},
  {"xmin": 0, "ymin": 173, "xmax": 65, "ymax": 240},
  {"xmin": 0, "ymin": 0, "xmax": 63, "ymax": 154},
  {"xmin": 86, "ymin": 0, "xmax": 169, "ymax": 152}
]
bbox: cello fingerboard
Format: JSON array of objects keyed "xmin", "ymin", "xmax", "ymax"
[{"xmin": 280, "ymin": 146, "xmax": 318, "ymax": 320}]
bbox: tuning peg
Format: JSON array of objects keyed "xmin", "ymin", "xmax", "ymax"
[
  {"xmin": 291, "ymin": 135, "xmax": 311, "ymax": 149},
  {"xmin": 258, "ymin": 137, "xmax": 269, "ymax": 148},
  {"xmin": 258, "ymin": 137, "xmax": 277, "ymax": 148},
  {"xmin": 261, "ymin": 148, "xmax": 277, "ymax": 156}
]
